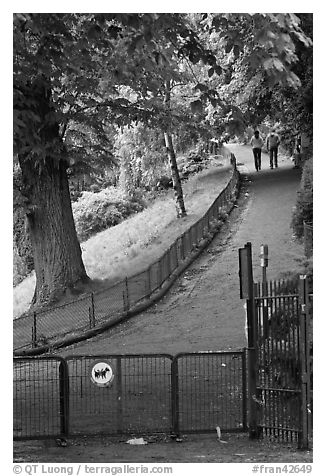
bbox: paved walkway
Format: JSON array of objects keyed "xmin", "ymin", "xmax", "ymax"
[{"xmin": 59, "ymin": 145, "xmax": 304, "ymax": 357}]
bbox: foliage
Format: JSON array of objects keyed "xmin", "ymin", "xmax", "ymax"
[
  {"xmin": 229, "ymin": 14, "xmax": 313, "ymax": 147},
  {"xmin": 13, "ymin": 12, "xmax": 312, "ymax": 170},
  {"xmin": 13, "ymin": 13, "xmax": 312, "ymax": 304},
  {"xmin": 114, "ymin": 123, "xmax": 169, "ymax": 195},
  {"xmin": 291, "ymin": 158, "xmax": 313, "ymax": 240},
  {"xmin": 72, "ymin": 187, "xmax": 145, "ymax": 241}
]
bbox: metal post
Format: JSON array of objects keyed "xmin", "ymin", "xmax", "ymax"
[
  {"xmin": 242, "ymin": 349, "xmax": 248, "ymax": 430},
  {"xmin": 298, "ymin": 275, "xmax": 311, "ymax": 449},
  {"xmin": 157, "ymin": 258, "xmax": 162, "ymax": 287},
  {"xmin": 32, "ymin": 312, "xmax": 37, "ymax": 348},
  {"xmin": 239, "ymin": 242, "xmax": 260, "ymax": 438},
  {"xmin": 89, "ymin": 293, "xmax": 95, "ymax": 329},
  {"xmin": 123, "ymin": 278, "xmax": 130, "ymax": 311},
  {"xmin": 171, "ymin": 357, "xmax": 180, "ymax": 437},
  {"xmin": 260, "ymin": 245, "xmax": 269, "ymax": 338},
  {"xmin": 181, "ymin": 234, "xmax": 185, "ymax": 261},
  {"xmin": 116, "ymin": 357, "xmax": 123, "ymax": 434},
  {"xmin": 167, "ymin": 247, "xmax": 172, "ymax": 276},
  {"xmin": 147, "ymin": 266, "xmax": 152, "ymax": 296},
  {"xmin": 91, "ymin": 293, "xmax": 95, "ymax": 327},
  {"xmin": 59, "ymin": 360, "xmax": 70, "ymax": 437}
]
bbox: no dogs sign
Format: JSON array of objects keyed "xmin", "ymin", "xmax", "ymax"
[{"xmin": 90, "ymin": 361, "xmax": 114, "ymax": 387}]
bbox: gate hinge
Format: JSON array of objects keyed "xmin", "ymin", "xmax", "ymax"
[{"xmin": 301, "ymin": 304, "xmax": 306, "ymax": 313}]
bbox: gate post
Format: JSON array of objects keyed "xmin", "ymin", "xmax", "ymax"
[
  {"xmin": 239, "ymin": 242, "xmax": 260, "ymax": 438},
  {"xmin": 59, "ymin": 359, "xmax": 70, "ymax": 437},
  {"xmin": 298, "ymin": 275, "xmax": 312, "ymax": 449},
  {"xmin": 171, "ymin": 356, "xmax": 180, "ymax": 437}
]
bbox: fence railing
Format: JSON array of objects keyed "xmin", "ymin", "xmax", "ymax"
[
  {"xmin": 13, "ymin": 350, "xmax": 247, "ymax": 440},
  {"xmin": 14, "ymin": 151, "xmax": 239, "ymax": 353}
]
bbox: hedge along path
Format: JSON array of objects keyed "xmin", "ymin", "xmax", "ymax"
[{"xmin": 14, "ymin": 154, "xmax": 239, "ymax": 356}]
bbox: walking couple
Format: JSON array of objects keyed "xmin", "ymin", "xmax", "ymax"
[{"xmin": 250, "ymin": 128, "xmax": 280, "ymax": 171}]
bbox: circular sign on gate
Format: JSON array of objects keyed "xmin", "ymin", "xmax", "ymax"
[{"xmin": 90, "ymin": 361, "xmax": 114, "ymax": 387}]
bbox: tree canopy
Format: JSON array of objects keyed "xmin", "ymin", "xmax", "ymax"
[{"xmin": 13, "ymin": 13, "xmax": 312, "ymax": 309}]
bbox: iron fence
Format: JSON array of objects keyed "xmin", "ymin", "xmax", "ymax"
[
  {"xmin": 254, "ymin": 277, "xmax": 313, "ymax": 445},
  {"xmin": 14, "ymin": 152, "xmax": 239, "ymax": 353},
  {"xmin": 173, "ymin": 351, "xmax": 247, "ymax": 434},
  {"xmin": 14, "ymin": 350, "xmax": 247, "ymax": 440},
  {"xmin": 13, "ymin": 356, "xmax": 68, "ymax": 439}
]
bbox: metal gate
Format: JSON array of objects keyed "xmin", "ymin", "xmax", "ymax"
[
  {"xmin": 13, "ymin": 351, "xmax": 247, "ymax": 439},
  {"xmin": 66, "ymin": 354, "xmax": 173, "ymax": 436},
  {"xmin": 13, "ymin": 356, "xmax": 68, "ymax": 439},
  {"xmin": 239, "ymin": 242, "xmax": 312, "ymax": 449},
  {"xmin": 173, "ymin": 352, "xmax": 247, "ymax": 434},
  {"xmin": 254, "ymin": 277, "xmax": 312, "ymax": 446}
]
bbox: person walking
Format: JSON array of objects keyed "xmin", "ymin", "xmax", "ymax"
[
  {"xmin": 266, "ymin": 127, "xmax": 281, "ymax": 169},
  {"xmin": 250, "ymin": 130, "xmax": 264, "ymax": 171}
]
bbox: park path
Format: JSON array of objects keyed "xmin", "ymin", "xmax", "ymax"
[{"xmin": 59, "ymin": 145, "xmax": 304, "ymax": 357}]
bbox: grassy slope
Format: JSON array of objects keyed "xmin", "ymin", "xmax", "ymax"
[{"xmin": 13, "ymin": 156, "xmax": 232, "ymax": 318}]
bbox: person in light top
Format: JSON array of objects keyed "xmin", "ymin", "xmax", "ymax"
[
  {"xmin": 266, "ymin": 127, "xmax": 281, "ymax": 169},
  {"xmin": 250, "ymin": 130, "xmax": 264, "ymax": 171}
]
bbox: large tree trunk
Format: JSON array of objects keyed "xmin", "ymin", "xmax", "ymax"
[
  {"xmin": 164, "ymin": 80, "xmax": 187, "ymax": 218},
  {"xmin": 19, "ymin": 155, "xmax": 89, "ymax": 309},
  {"xmin": 17, "ymin": 81, "xmax": 89, "ymax": 309}
]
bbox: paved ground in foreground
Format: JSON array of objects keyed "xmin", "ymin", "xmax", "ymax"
[{"xmin": 14, "ymin": 433, "xmax": 312, "ymax": 464}]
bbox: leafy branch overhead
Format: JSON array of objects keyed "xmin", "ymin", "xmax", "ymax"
[{"xmin": 13, "ymin": 13, "xmax": 312, "ymax": 308}]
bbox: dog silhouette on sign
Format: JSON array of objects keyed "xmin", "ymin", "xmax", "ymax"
[{"xmin": 94, "ymin": 367, "xmax": 110, "ymax": 379}]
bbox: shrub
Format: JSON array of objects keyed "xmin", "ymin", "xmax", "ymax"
[
  {"xmin": 291, "ymin": 158, "xmax": 313, "ymax": 240},
  {"xmin": 72, "ymin": 187, "xmax": 145, "ymax": 241}
]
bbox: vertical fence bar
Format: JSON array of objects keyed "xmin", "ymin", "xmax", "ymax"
[
  {"xmin": 59, "ymin": 359, "xmax": 70, "ymax": 437},
  {"xmin": 147, "ymin": 265, "xmax": 152, "ymax": 296},
  {"xmin": 173, "ymin": 242, "xmax": 178, "ymax": 270},
  {"xmin": 181, "ymin": 234, "xmax": 185, "ymax": 260},
  {"xmin": 116, "ymin": 357, "xmax": 123, "ymax": 434},
  {"xmin": 91, "ymin": 293, "xmax": 95, "ymax": 327},
  {"xmin": 171, "ymin": 357, "xmax": 180, "ymax": 437},
  {"xmin": 123, "ymin": 278, "xmax": 130, "ymax": 312},
  {"xmin": 89, "ymin": 293, "xmax": 95, "ymax": 329},
  {"xmin": 32, "ymin": 312, "xmax": 37, "ymax": 348},
  {"xmin": 298, "ymin": 275, "xmax": 310, "ymax": 449},
  {"xmin": 194, "ymin": 222, "xmax": 198, "ymax": 246},
  {"xmin": 157, "ymin": 257, "xmax": 162, "ymax": 287},
  {"xmin": 242, "ymin": 349, "xmax": 248, "ymax": 430},
  {"xmin": 167, "ymin": 247, "xmax": 172, "ymax": 276}
]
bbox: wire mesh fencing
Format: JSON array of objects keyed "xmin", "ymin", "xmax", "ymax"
[
  {"xmin": 13, "ymin": 356, "xmax": 68, "ymax": 439},
  {"xmin": 66, "ymin": 354, "xmax": 173, "ymax": 436},
  {"xmin": 14, "ymin": 152, "xmax": 239, "ymax": 353},
  {"xmin": 173, "ymin": 351, "xmax": 247, "ymax": 434},
  {"xmin": 14, "ymin": 350, "xmax": 247, "ymax": 439}
]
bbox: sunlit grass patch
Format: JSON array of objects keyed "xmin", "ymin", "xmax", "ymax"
[{"xmin": 13, "ymin": 159, "xmax": 231, "ymax": 317}]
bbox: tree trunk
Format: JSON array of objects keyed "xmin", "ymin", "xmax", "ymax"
[
  {"xmin": 163, "ymin": 132, "xmax": 187, "ymax": 217},
  {"xmin": 17, "ymin": 81, "xmax": 89, "ymax": 309},
  {"xmin": 164, "ymin": 80, "xmax": 187, "ymax": 218},
  {"xmin": 19, "ymin": 155, "xmax": 89, "ymax": 309}
]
